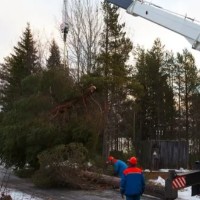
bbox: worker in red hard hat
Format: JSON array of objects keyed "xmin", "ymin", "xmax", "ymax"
[
  {"xmin": 120, "ymin": 156, "xmax": 145, "ymax": 200},
  {"xmin": 107, "ymin": 156, "xmax": 127, "ymax": 178},
  {"xmin": 128, "ymin": 156, "xmax": 137, "ymax": 165}
]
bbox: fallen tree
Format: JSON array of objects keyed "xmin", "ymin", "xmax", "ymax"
[
  {"xmin": 81, "ymin": 171, "xmax": 120, "ymax": 188},
  {"xmin": 33, "ymin": 144, "xmax": 169, "ymax": 199},
  {"xmin": 81, "ymin": 170, "xmax": 166, "ymax": 199}
]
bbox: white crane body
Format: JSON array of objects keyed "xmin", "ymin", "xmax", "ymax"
[{"xmin": 107, "ymin": 0, "xmax": 200, "ymax": 51}]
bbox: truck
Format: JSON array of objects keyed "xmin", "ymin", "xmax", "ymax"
[{"xmin": 107, "ymin": 0, "xmax": 200, "ymax": 51}]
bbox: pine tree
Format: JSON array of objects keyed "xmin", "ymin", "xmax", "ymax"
[
  {"xmin": 94, "ymin": 1, "xmax": 133, "ymax": 158},
  {"xmin": 174, "ymin": 49, "xmax": 199, "ymax": 142},
  {"xmin": 135, "ymin": 39, "xmax": 176, "ymax": 141}
]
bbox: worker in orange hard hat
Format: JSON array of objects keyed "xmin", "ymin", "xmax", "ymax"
[
  {"xmin": 107, "ymin": 156, "xmax": 127, "ymax": 178},
  {"xmin": 120, "ymin": 156, "xmax": 145, "ymax": 200}
]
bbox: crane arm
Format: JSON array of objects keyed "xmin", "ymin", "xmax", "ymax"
[{"xmin": 107, "ymin": 0, "xmax": 200, "ymax": 51}]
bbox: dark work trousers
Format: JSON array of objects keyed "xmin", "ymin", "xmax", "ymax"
[{"xmin": 126, "ymin": 195, "xmax": 140, "ymax": 200}]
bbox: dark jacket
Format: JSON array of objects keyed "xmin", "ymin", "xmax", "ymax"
[{"xmin": 120, "ymin": 166, "xmax": 145, "ymax": 196}]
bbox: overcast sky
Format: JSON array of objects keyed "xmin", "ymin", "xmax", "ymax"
[{"xmin": 1, "ymin": 0, "xmax": 200, "ymax": 68}]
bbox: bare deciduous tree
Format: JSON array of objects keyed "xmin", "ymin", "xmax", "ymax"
[{"xmin": 66, "ymin": 0, "xmax": 102, "ymax": 82}]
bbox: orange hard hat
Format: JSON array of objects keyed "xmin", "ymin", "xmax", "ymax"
[{"xmin": 128, "ymin": 156, "xmax": 137, "ymax": 165}]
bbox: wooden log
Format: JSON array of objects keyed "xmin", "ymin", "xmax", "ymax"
[
  {"xmin": 81, "ymin": 171, "xmax": 166, "ymax": 199},
  {"xmin": 82, "ymin": 171, "xmax": 120, "ymax": 187}
]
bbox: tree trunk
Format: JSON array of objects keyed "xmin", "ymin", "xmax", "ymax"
[
  {"xmin": 81, "ymin": 171, "xmax": 120, "ymax": 188},
  {"xmin": 81, "ymin": 171, "xmax": 166, "ymax": 199}
]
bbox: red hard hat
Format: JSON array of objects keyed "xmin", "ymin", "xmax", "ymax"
[
  {"xmin": 128, "ymin": 156, "xmax": 137, "ymax": 165},
  {"xmin": 108, "ymin": 156, "xmax": 114, "ymax": 161}
]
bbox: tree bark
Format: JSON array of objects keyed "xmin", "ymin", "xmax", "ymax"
[{"xmin": 81, "ymin": 171, "xmax": 120, "ymax": 187}]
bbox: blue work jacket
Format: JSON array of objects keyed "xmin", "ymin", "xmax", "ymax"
[
  {"xmin": 120, "ymin": 166, "xmax": 145, "ymax": 196},
  {"xmin": 113, "ymin": 160, "xmax": 127, "ymax": 178}
]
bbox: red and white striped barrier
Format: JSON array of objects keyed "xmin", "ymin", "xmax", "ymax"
[{"xmin": 172, "ymin": 176, "xmax": 186, "ymax": 189}]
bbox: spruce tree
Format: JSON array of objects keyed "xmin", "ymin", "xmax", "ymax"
[
  {"xmin": 46, "ymin": 39, "xmax": 62, "ymax": 70},
  {"xmin": 0, "ymin": 24, "xmax": 99, "ymax": 169},
  {"xmin": 0, "ymin": 23, "xmax": 40, "ymax": 111}
]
